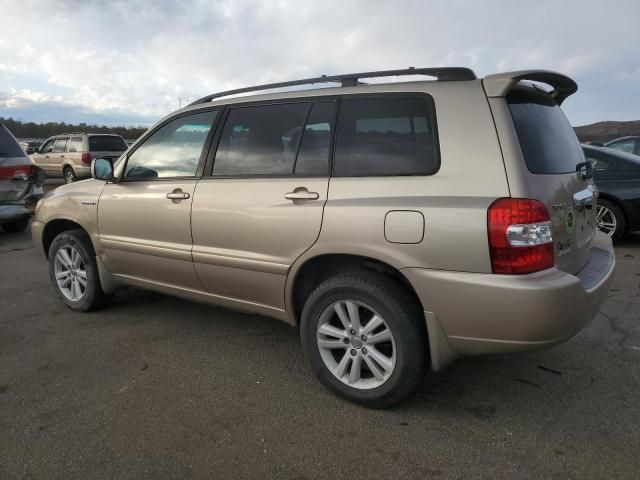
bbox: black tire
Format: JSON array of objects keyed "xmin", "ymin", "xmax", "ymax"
[
  {"xmin": 1, "ymin": 216, "xmax": 30, "ymax": 233},
  {"xmin": 300, "ymin": 271, "xmax": 427, "ymax": 409},
  {"xmin": 63, "ymin": 166, "xmax": 77, "ymax": 184},
  {"xmin": 48, "ymin": 229, "xmax": 112, "ymax": 311},
  {"xmin": 597, "ymin": 198, "xmax": 626, "ymax": 241}
]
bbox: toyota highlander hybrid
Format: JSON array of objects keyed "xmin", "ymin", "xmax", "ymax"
[{"xmin": 31, "ymin": 68, "xmax": 615, "ymax": 407}]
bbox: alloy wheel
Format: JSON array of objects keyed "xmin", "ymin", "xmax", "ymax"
[
  {"xmin": 596, "ymin": 204, "xmax": 617, "ymax": 237},
  {"xmin": 316, "ymin": 299, "xmax": 396, "ymax": 390},
  {"xmin": 54, "ymin": 245, "xmax": 87, "ymax": 301}
]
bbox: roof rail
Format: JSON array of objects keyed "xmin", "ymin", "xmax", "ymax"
[{"xmin": 188, "ymin": 67, "xmax": 477, "ymax": 106}]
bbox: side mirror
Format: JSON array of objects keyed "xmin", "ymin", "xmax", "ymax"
[{"xmin": 91, "ymin": 158, "xmax": 114, "ymax": 181}]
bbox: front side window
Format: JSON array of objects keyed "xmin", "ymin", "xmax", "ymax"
[
  {"xmin": 53, "ymin": 137, "xmax": 69, "ymax": 153},
  {"xmin": 334, "ymin": 96, "xmax": 439, "ymax": 176},
  {"xmin": 40, "ymin": 139, "xmax": 55, "ymax": 153},
  {"xmin": 608, "ymin": 139, "xmax": 636, "ymax": 154},
  {"xmin": 124, "ymin": 110, "xmax": 218, "ymax": 181},
  {"xmin": 213, "ymin": 102, "xmax": 311, "ymax": 176},
  {"xmin": 67, "ymin": 137, "xmax": 83, "ymax": 153}
]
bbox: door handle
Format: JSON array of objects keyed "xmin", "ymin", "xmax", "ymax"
[
  {"xmin": 284, "ymin": 189, "xmax": 320, "ymax": 201},
  {"xmin": 60, "ymin": 154, "xmax": 65, "ymax": 158},
  {"xmin": 166, "ymin": 189, "xmax": 190, "ymax": 203}
]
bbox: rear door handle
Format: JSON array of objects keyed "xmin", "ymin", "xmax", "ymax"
[
  {"xmin": 166, "ymin": 189, "xmax": 190, "ymax": 203},
  {"xmin": 284, "ymin": 189, "xmax": 319, "ymax": 201}
]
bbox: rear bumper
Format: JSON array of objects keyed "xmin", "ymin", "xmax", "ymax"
[
  {"xmin": 0, "ymin": 204, "xmax": 31, "ymax": 223},
  {"xmin": 403, "ymin": 232, "xmax": 615, "ymax": 369}
]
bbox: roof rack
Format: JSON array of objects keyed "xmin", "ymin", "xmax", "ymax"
[{"xmin": 189, "ymin": 67, "xmax": 477, "ymax": 106}]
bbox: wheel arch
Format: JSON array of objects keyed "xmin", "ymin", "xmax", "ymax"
[
  {"xmin": 42, "ymin": 219, "xmax": 89, "ymax": 258},
  {"xmin": 285, "ymin": 252, "xmax": 425, "ymax": 327}
]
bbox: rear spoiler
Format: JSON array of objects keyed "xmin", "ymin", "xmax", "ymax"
[{"xmin": 483, "ymin": 70, "xmax": 578, "ymax": 105}]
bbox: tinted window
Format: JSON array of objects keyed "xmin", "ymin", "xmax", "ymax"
[
  {"xmin": 0, "ymin": 125, "xmax": 26, "ymax": 157},
  {"xmin": 585, "ymin": 156, "xmax": 612, "ymax": 171},
  {"xmin": 607, "ymin": 139, "xmax": 636, "ymax": 154},
  {"xmin": 124, "ymin": 110, "xmax": 218, "ymax": 181},
  {"xmin": 294, "ymin": 101, "xmax": 336, "ymax": 175},
  {"xmin": 214, "ymin": 103, "xmax": 311, "ymax": 176},
  {"xmin": 40, "ymin": 139, "xmax": 55, "ymax": 153},
  {"xmin": 53, "ymin": 138, "xmax": 68, "ymax": 153},
  {"xmin": 334, "ymin": 96, "xmax": 438, "ymax": 176},
  {"xmin": 508, "ymin": 89, "xmax": 583, "ymax": 174},
  {"xmin": 89, "ymin": 135, "xmax": 128, "ymax": 152},
  {"xmin": 68, "ymin": 137, "xmax": 83, "ymax": 153}
]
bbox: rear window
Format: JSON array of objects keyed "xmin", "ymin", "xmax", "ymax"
[
  {"xmin": 0, "ymin": 125, "xmax": 26, "ymax": 158},
  {"xmin": 89, "ymin": 135, "xmax": 128, "ymax": 152},
  {"xmin": 508, "ymin": 88, "xmax": 584, "ymax": 174},
  {"xmin": 334, "ymin": 95, "xmax": 439, "ymax": 176}
]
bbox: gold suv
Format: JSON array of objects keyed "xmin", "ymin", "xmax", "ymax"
[{"xmin": 31, "ymin": 68, "xmax": 615, "ymax": 407}]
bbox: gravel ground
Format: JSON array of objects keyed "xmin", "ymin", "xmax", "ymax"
[{"xmin": 1, "ymin": 181, "xmax": 639, "ymax": 479}]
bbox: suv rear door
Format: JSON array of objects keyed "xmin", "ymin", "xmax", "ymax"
[
  {"xmin": 190, "ymin": 100, "xmax": 336, "ymax": 312},
  {"xmin": 487, "ymin": 79, "xmax": 596, "ymax": 275}
]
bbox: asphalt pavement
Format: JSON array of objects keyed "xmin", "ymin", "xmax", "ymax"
[{"xmin": 1, "ymin": 181, "xmax": 639, "ymax": 479}]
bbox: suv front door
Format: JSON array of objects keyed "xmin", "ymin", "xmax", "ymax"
[
  {"xmin": 97, "ymin": 109, "xmax": 219, "ymax": 290},
  {"xmin": 191, "ymin": 100, "xmax": 336, "ymax": 313},
  {"xmin": 31, "ymin": 137, "xmax": 56, "ymax": 174}
]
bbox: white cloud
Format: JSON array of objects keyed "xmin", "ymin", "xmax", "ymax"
[{"xmin": 0, "ymin": 0, "xmax": 638, "ymax": 125}]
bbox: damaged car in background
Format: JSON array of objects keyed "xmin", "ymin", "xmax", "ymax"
[{"xmin": 0, "ymin": 124, "xmax": 45, "ymax": 232}]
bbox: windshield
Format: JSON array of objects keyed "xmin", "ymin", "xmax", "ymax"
[
  {"xmin": 508, "ymin": 88, "xmax": 584, "ymax": 174},
  {"xmin": 89, "ymin": 135, "xmax": 128, "ymax": 152}
]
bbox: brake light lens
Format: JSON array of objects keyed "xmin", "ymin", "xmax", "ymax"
[
  {"xmin": 0, "ymin": 164, "xmax": 33, "ymax": 180},
  {"xmin": 81, "ymin": 153, "xmax": 92, "ymax": 166},
  {"xmin": 488, "ymin": 198, "xmax": 554, "ymax": 274}
]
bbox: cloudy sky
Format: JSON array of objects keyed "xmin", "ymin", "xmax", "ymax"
[{"xmin": 0, "ymin": 0, "xmax": 638, "ymax": 127}]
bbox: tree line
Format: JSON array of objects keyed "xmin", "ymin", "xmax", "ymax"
[{"xmin": 0, "ymin": 117, "xmax": 147, "ymax": 140}]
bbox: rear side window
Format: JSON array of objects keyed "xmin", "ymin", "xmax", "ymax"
[
  {"xmin": 334, "ymin": 95, "xmax": 439, "ymax": 176},
  {"xmin": 89, "ymin": 136, "xmax": 128, "ymax": 152},
  {"xmin": 508, "ymin": 89, "xmax": 583, "ymax": 174},
  {"xmin": 214, "ymin": 102, "xmax": 311, "ymax": 176},
  {"xmin": 294, "ymin": 101, "xmax": 337, "ymax": 175},
  {"xmin": 67, "ymin": 137, "xmax": 83, "ymax": 152},
  {"xmin": 53, "ymin": 138, "xmax": 68, "ymax": 153},
  {"xmin": 607, "ymin": 138, "xmax": 636, "ymax": 154},
  {"xmin": 0, "ymin": 125, "xmax": 26, "ymax": 157}
]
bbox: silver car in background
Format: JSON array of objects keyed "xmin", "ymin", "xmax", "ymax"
[{"xmin": 0, "ymin": 124, "xmax": 45, "ymax": 232}]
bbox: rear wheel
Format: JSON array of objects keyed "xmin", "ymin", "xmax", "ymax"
[
  {"xmin": 300, "ymin": 272, "xmax": 427, "ymax": 408},
  {"xmin": 596, "ymin": 199, "xmax": 626, "ymax": 241},
  {"xmin": 1, "ymin": 216, "xmax": 30, "ymax": 233},
  {"xmin": 63, "ymin": 166, "xmax": 77, "ymax": 184},
  {"xmin": 48, "ymin": 229, "xmax": 112, "ymax": 311}
]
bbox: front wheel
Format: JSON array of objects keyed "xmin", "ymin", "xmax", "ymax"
[
  {"xmin": 48, "ymin": 229, "xmax": 112, "ymax": 311},
  {"xmin": 300, "ymin": 272, "xmax": 427, "ymax": 408}
]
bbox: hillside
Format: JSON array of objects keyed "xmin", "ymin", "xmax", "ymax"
[{"xmin": 575, "ymin": 120, "xmax": 640, "ymax": 143}]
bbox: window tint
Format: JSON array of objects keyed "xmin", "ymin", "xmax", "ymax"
[
  {"xmin": 586, "ymin": 156, "xmax": 612, "ymax": 171},
  {"xmin": 53, "ymin": 138, "xmax": 69, "ymax": 153},
  {"xmin": 214, "ymin": 102, "xmax": 311, "ymax": 176},
  {"xmin": 334, "ymin": 96, "xmax": 438, "ymax": 176},
  {"xmin": 68, "ymin": 137, "xmax": 83, "ymax": 153},
  {"xmin": 0, "ymin": 125, "xmax": 26, "ymax": 157},
  {"xmin": 89, "ymin": 135, "xmax": 128, "ymax": 152},
  {"xmin": 508, "ymin": 89, "xmax": 583, "ymax": 174},
  {"xmin": 294, "ymin": 101, "xmax": 336, "ymax": 175},
  {"xmin": 608, "ymin": 139, "xmax": 636, "ymax": 154},
  {"xmin": 124, "ymin": 110, "xmax": 218, "ymax": 181}
]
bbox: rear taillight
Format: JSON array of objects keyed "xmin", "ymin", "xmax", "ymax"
[
  {"xmin": 0, "ymin": 165, "xmax": 32, "ymax": 180},
  {"xmin": 488, "ymin": 198, "xmax": 554, "ymax": 274},
  {"xmin": 81, "ymin": 153, "xmax": 92, "ymax": 166}
]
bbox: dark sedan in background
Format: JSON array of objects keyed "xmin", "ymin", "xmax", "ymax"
[{"xmin": 583, "ymin": 144, "xmax": 640, "ymax": 240}]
